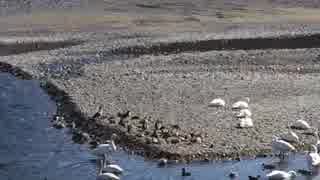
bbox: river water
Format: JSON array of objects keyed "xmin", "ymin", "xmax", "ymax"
[{"xmin": 0, "ymin": 72, "xmax": 318, "ymax": 180}]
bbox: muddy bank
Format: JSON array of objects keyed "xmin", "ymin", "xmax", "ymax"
[{"xmin": 1, "ymin": 32, "xmax": 320, "ymax": 162}]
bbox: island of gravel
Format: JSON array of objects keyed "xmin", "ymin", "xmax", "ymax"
[{"xmin": 1, "ymin": 28, "xmax": 320, "ymax": 162}]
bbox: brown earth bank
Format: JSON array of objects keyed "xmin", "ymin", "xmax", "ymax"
[{"xmin": 1, "ymin": 29, "xmax": 320, "ymax": 162}]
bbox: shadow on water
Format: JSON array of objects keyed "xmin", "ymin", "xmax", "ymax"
[{"xmin": 0, "ymin": 72, "xmax": 319, "ymax": 180}]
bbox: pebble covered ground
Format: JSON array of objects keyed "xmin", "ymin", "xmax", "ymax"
[{"xmin": 2, "ymin": 0, "xmax": 320, "ymax": 162}]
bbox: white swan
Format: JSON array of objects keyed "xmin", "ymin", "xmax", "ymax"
[
  {"xmin": 92, "ymin": 134, "xmax": 117, "ymax": 160},
  {"xmin": 102, "ymin": 164, "xmax": 124, "ymax": 175},
  {"xmin": 209, "ymin": 88, "xmax": 228, "ymax": 107},
  {"xmin": 271, "ymin": 136, "xmax": 296, "ymax": 159},
  {"xmin": 314, "ymin": 129, "xmax": 320, "ymax": 152},
  {"xmin": 307, "ymin": 145, "xmax": 320, "ymax": 168},
  {"xmin": 280, "ymin": 123, "xmax": 299, "ymax": 143},
  {"xmin": 97, "ymin": 159, "xmax": 120, "ymax": 180},
  {"xmin": 209, "ymin": 98, "xmax": 226, "ymax": 107},
  {"xmin": 280, "ymin": 130, "xmax": 299, "ymax": 144},
  {"xmin": 266, "ymin": 170, "xmax": 297, "ymax": 180},
  {"xmin": 97, "ymin": 172, "xmax": 120, "ymax": 180},
  {"xmin": 291, "ymin": 119, "xmax": 311, "ymax": 130},
  {"xmin": 232, "ymin": 97, "xmax": 250, "ymax": 110},
  {"xmin": 235, "ymin": 109, "xmax": 252, "ymax": 118},
  {"xmin": 238, "ymin": 117, "xmax": 253, "ymax": 128}
]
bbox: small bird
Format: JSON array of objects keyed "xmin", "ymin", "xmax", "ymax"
[
  {"xmin": 232, "ymin": 97, "xmax": 250, "ymax": 110},
  {"xmin": 158, "ymin": 158, "xmax": 168, "ymax": 167},
  {"xmin": 92, "ymin": 105, "xmax": 103, "ymax": 119},
  {"xmin": 155, "ymin": 120, "xmax": 163, "ymax": 130},
  {"xmin": 229, "ymin": 171, "xmax": 238, "ymax": 179},
  {"xmin": 291, "ymin": 119, "xmax": 311, "ymax": 130},
  {"xmin": 181, "ymin": 168, "xmax": 191, "ymax": 176},
  {"xmin": 238, "ymin": 117, "xmax": 253, "ymax": 128},
  {"xmin": 262, "ymin": 163, "xmax": 276, "ymax": 170},
  {"xmin": 117, "ymin": 110, "xmax": 130, "ymax": 119},
  {"xmin": 271, "ymin": 136, "xmax": 296, "ymax": 159},
  {"xmin": 266, "ymin": 170, "xmax": 297, "ymax": 180},
  {"xmin": 307, "ymin": 145, "xmax": 320, "ymax": 168},
  {"xmin": 248, "ymin": 175, "xmax": 260, "ymax": 180}
]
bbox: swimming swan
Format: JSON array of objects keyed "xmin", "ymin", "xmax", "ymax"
[{"xmin": 266, "ymin": 170, "xmax": 297, "ymax": 180}]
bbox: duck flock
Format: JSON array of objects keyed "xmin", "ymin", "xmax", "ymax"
[{"xmin": 210, "ymin": 94, "xmax": 320, "ymax": 180}]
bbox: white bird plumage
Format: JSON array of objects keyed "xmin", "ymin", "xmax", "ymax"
[
  {"xmin": 92, "ymin": 134, "xmax": 117, "ymax": 157},
  {"xmin": 102, "ymin": 164, "xmax": 124, "ymax": 175},
  {"xmin": 307, "ymin": 145, "xmax": 320, "ymax": 167},
  {"xmin": 97, "ymin": 172, "xmax": 120, "ymax": 180},
  {"xmin": 232, "ymin": 97, "xmax": 250, "ymax": 110},
  {"xmin": 235, "ymin": 109, "xmax": 252, "ymax": 118},
  {"xmin": 271, "ymin": 136, "xmax": 296, "ymax": 158},
  {"xmin": 314, "ymin": 130, "xmax": 320, "ymax": 152},
  {"xmin": 291, "ymin": 119, "xmax": 311, "ymax": 130},
  {"xmin": 209, "ymin": 98, "xmax": 226, "ymax": 107},
  {"xmin": 266, "ymin": 170, "xmax": 297, "ymax": 180},
  {"xmin": 97, "ymin": 158, "xmax": 121, "ymax": 180},
  {"xmin": 280, "ymin": 130, "xmax": 299, "ymax": 143},
  {"xmin": 238, "ymin": 117, "xmax": 253, "ymax": 128}
]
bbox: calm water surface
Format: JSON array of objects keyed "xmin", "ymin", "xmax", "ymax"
[{"xmin": 0, "ymin": 72, "xmax": 318, "ymax": 180}]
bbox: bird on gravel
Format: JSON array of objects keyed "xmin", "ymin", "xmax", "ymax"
[
  {"xmin": 117, "ymin": 110, "xmax": 130, "ymax": 119},
  {"xmin": 235, "ymin": 108, "xmax": 252, "ymax": 118},
  {"xmin": 266, "ymin": 170, "xmax": 297, "ymax": 180},
  {"xmin": 209, "ymin": 98, "xmax": 226, "ymax": 107},
  {"xmin": 271, "ymin": 136, "xmax": 296, "ymax": 159},
  {"xmin": 92, "ymin": 105, "xmax": 103, "ymax": 120},
  {"xmin": 291, "ymin": 119, "xmax": 311, "ymax": 130},
  {"xmin": 209, "ymin": 88, "xmax": 228, "ymax": 108},
  {"xmin": 232, "ymin": 97, "xmax": 250, "ymax": 110},
  {"xmin": 238, "ymin": 117, "xmax": 253, "ymax": 128},
  {"xmin": 280, "ymin": 123, "xmax": 300, "ymax": 144}
]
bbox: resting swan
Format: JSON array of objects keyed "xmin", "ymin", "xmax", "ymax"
[
  {"xmin": 232, "ymin": 97, "xmax": 250, "ymax": 110},
  {"xmin": 238, "ymin": 117, "xmax": 253, "ymax": 128},
  {"xmin": 209, "ymin": 98, "xmax": 226, "ymax": 107},
  {"xmin": 209, "ymin": 88, "xmax": 228, "ymax": 107},
  {"xmin": 235, "ymin": 108, "xmax": 252, "ymax": 118},
  {"xmin": 291, "ymin": 119, "xmax": 311, "ymax": 130}
]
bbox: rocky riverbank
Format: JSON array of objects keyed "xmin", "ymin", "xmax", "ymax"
[{"xmin": 1, "ymin": 27, "xmax": 320, "ymax": 162}]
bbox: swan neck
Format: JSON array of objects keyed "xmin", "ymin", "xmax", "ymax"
[
  {"xmin": 98, "ymin": 159, "xmax": 103, "ymax": 175},
  {"xmin": 111, "ymin": 140, "xmax": 116, "ymax": 150}
]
